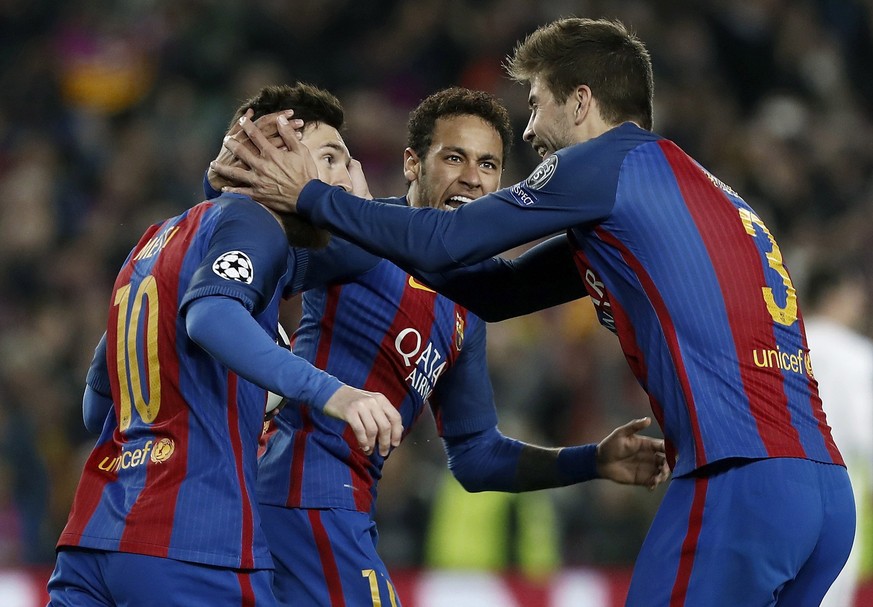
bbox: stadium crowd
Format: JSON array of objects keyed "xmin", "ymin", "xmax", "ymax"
[{"xmin": 1, "ymin": 0, "xmax": 871, "ymax": 582}]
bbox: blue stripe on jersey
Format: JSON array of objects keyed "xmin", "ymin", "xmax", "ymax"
[{"xmin": 592, "ymin": 141, "xmax": 768, "ymax": 468}]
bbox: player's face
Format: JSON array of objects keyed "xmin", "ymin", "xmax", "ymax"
[
  {"xmin": 523, "ymin": 76, "xmax": 575, "ymax": 158},
  {"xmin": 405, "ymin": 114, "xmax": 503, "ymax": 210},
  {"xmin": 301, "ymin": 122, "xmax": 353, "ymax": 191}
]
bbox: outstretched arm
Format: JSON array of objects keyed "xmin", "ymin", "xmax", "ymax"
[
  {"xmin": 417, "ymin": 235, "xmax": 588, "ymax": 322},
  {"xmin": 212, "ymin": 115, "xmax": 614, "ymax": 272},
  {"xmin": 444, "ymin": 418, "xmax": 669, "ymax": 493}
]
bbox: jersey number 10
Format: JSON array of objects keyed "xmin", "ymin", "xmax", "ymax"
[{"xmin": 113, "ymin": 276, "xmax": 162, "ymax": 431}]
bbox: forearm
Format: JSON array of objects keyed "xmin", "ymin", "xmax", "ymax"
[
  {"xmin": 444, "ymin": 426, "xmax": 599, "ymax": 492},
  {"xmin": 185, "ymin": 295, "xmax": 343, "ymax": 410},
  {"xmin": 298, "ymin": 181, "xmax": 572, "ymax": 272},
  {"xmin": 418, "ymin": 236, "xmax": 588, "ymax": 321}
]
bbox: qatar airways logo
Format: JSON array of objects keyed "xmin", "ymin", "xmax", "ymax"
[
  {"xmin": 752, "ymin": 346, "xmax": 814, "ymax": 377},
  {"xmin": 395, "ymin": 328, "xmax": 451, "ymax": 400},
  {"xmin": 584, "ymin": 269, "xmax": 616, "ymax": 333}
]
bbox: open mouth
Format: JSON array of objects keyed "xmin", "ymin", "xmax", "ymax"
[{"xmin": 445, "ymin": 195, "xmax": 474, "ymax": 210}]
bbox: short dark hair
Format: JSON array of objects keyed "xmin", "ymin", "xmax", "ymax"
[
  {"xmin": 230, "ymin": 83, "xmax": 343, "ymax": 249},
  {"xmin": 230, "ymin": 82, "xmax": 344, "ymax": 131},
  {"xmin": 505, "ymin": 18, "xmax": 654, "ymax": 130},
  {"xmin": 407, "ymin": 87, "xmax": 513, "ymax": 163}
]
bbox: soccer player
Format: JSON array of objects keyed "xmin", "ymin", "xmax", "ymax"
[
  {"xmin": 213, "ymin": 87, "xmax": 668, "ymax": 607},
  {"xmin": 47, "ymin": 83, "xmax": 402, "ymax": 607},
  {"xmin": 214, "ymin": 19, "xmax": 856, "ymax": 607}
]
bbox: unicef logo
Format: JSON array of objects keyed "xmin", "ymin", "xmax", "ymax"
[
  {"xmin": 150, "ymin": 438, "xmax": 176, "ymax": 463},
  {"xmin": 212, "ymin": 251, "xmax": 254, "ymax": 284},
  {"xmin": 525, "ymin": 155, "xmax": 558, "ymax": 190}
]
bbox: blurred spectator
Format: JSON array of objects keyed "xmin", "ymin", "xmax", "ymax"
[{"xmin": 805, "ymin": 260, "xmax": 873, "ymax": 607}]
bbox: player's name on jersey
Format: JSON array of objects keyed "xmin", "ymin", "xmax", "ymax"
[{"xmin": 134, "ymin": 226, "xmax": 181, "ymax": 261}]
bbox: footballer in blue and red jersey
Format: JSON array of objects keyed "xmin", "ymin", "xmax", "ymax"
[
  {"xmin": 290, "ymin": 120, "xmax": 855, "ymax": 605},
  {"xmin": 251, "ymin": 191, "xmax": 665, "ymax": 607},
  {"xmin": 48, "ymin": 193, "xmax": 345, "ymax": 607}
]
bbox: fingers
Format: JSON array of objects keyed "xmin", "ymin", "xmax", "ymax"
[
  {"xmin": 237, "ymin": 114, "xmax": 274, "ymax": 157},
  {"xmin": 323, "ymin": 387, "xmax": 403, "ymax": 457},
  {"xmin": 348, "ymin": 159, "xmax": 373, "ymax": 199},
  {"xmin": 648, "ymin": 454, "xmax": 671, "ymax": 491},
  {"xmin": 618, "ymin": 416, "xmax": 651, "ymax": 436},
  {"xmin": 210, "ymin": 158, "xmax": 254, "ymax": 190},
  {"xmin": 276, "ymin": 114, "xmax": 304, "ymax": 152}
]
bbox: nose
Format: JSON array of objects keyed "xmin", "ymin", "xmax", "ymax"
[
  {"xmin": 459, "ymin": 161, "xmax": 482, "ymax": 189},
  {"xmin": 523, "ymin": 114, "xmax": 536, "ymax": 143}
]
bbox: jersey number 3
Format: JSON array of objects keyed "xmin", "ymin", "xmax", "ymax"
[
  {"xmin": 113, "ymin": 276, "xmax": 162, "ymax": 431},
  {"xmin": 738, "ymin": 208, "xmax": 797, "ymax": 326}
]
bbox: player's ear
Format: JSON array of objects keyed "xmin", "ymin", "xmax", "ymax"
[
  {"xmin": 572, "ymin": 85, "xmax": 593, "ymax": 125},
  {"xmin": 403, "ymin": 148, "xmax": 421, "ymax": 183}
]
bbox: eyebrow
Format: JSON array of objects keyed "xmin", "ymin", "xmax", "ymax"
[{"xmin": 441, "ymin": 145, "xmax": 502, "ymax": 165}]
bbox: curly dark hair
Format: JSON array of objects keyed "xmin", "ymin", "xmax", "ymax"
[{"xmin": 407, "ymin": 87, "xmax": 513, "ymax": 164}]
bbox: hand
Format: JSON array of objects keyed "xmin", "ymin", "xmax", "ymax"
[
  {"xmin": 211, "ymin": 113, "xmax": 317, "ymax": 214},
  {"xmin": 596, "ymin": 417, "xmax": 670, "ymax": 490},
  {"xmin": 349, "ymin": 158, "xmax": 373, "ymax": 199},
  {"xmin": 207, "ymin": 109, "xmax": 301, "ymax": 193},
  {"xmin": 322, "ymin": 385, "xmax": 403, "ymax": 457}
]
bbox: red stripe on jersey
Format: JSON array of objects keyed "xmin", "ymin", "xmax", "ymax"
[
  {"xmin": 284, "ymin": 285, "xmax": 344, "ymax": 507},
  {"xmin": 607, "ymin": 288, "xmax": 677, "ymax": 468},
  {"xmin": 429, "ymin": 303, "xmax": 469, "ymax": 435},
  {"xmin": 286, "ymin": 407, "xmax": 312, "ymax": 507},
  {"xmin": 226, "ymin": 372, "xmax": 256, "ymax": 569},
  {"xmin": 58, "ymin": 439, "xmax": 120, "ymax": 544},
  {"xmin": 669, "ymin": 476, "xmax": 708, "ymax": 605},
  {"xmin": 237, "ymin": 571, "xmax": 256, "ymax": 607},
  {"xmin": 344, "ymin": 274, "xmax": 443, "ymax": 512},
  {"xmin": 585, "ymin": 228, "xmax": 707, "ymax": 469},
  {"xmin": 797, "ymin": 315, "xmax": 843, "ymax": 463},
  {"xmin": 118, "ymin": 210, "xmax": 200, "ymax": 555},
  {"xmin": 314, "ymin": 284, "xmax": 344, "ymax": 370},
  {"xmin": 308, "ymin": 510, "xmax": 347, "ymax": 607},
  {"xmin": 658, "ymin": 141, "xmax": 804, "ymax": 458}
]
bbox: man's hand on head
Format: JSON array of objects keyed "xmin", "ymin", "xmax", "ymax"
[
  {"xmin": 211, "ymin": 113, "xmax": 318, "ymax": 215},
  {"xmin": 207, "ymin": 109, "xmax": 300, "ymax": 193}
]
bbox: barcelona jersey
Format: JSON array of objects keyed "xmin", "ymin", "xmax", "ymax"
[
  {"xmin": 257, "ymin": 198, "xmax": 498, "ymax": 515},
  {"xmin": 297, "ymin": 123, "xmax": 843, "ymax": 477},
  {"xmin": 59, "ymin": 195, "xmax": 301, "ymax": 569}
]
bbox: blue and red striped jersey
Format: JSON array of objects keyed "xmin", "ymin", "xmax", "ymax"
[
  {"xmin": 257, "ymin": 203, "xmax": 497, "ymax": 515},
  {"xmin": 60, "ymin": 195, "xmax": 303, "ymax": 569},
  {"xmin": 297, "ymin": 123, "xmax": 843, "ymax": 477}
]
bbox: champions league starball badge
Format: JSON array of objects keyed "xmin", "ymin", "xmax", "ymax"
[
  {"xmin": 525, "ymin": 154, "xmax": 558, "ymax": 190},
  {"xmin": 212, "ymin": 251, "xmax": 254, "ymax": 284}
]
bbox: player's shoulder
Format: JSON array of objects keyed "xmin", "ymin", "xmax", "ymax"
[{"xmin": 561, "ymin": 122, "xmax": 661, "ymax": 162}]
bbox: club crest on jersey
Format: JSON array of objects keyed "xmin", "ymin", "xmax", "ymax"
[
  {"xmin": 150, "ymin": 438, "xmax": 175, "ymax": 463},
  {"xmin": 455, "ymin": 312, "xmax": 465, "ymax": 351},
  {"xmin": 526, "ymin": 154, "xmax": 558, "ymax": 190},
  {"xmin": 212, "ymin": 251, "xmax": 253, "ymax": 284}
]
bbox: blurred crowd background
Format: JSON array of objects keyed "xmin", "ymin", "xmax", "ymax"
[{"xmin": 1, "ymin": 0, "xmax": 872, "ymax": 585}]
